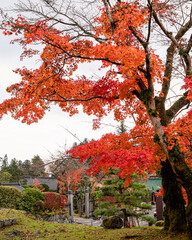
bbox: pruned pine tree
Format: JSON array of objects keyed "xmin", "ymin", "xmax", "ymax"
[{"xmin": 94, "ymin": 170, "xmax": 152, "ymax": 227}]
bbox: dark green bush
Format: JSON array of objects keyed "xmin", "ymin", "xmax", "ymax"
[
  {"xmin": 0, "ymin": 186, "xmax": 23, "ymax": 209},
  {"xmin": 142, "ymin": 215, "xmax": 156, "ymax": 225},
  {"xmin": 22, "ymin": 184, "xmax": 50, "ymax": 192},
  {"xmin": 21, "ymin": 188, "xmax": 45, "ymax": 214},
  {"xmin": 40, "ymin": 184, "xmax": 49, "ymax": 192},
  {"xmin": 100, "ymin": 186, "xmax": 114, "ymax": 196},
  {"xmin": 22, "ymin": 185, "xmax": 33, "ymax": 189},
  {"xmin": 94, "ymin": 208, "xmax": 118, "ymax": 217}
]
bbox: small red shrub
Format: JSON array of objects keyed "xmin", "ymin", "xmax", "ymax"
[{"xmin": 44, "ymin": 192, "xmax": 67, "ymax": 210}]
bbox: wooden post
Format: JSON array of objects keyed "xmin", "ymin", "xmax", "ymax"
[
  {"xmin": 89, "ymin": 199, "xmax": 94, "ymax": 217},
  {"xmin": 85, "ymin": 189, "xmax": 89, "ymax": 218},
  {"xmin": 156, "ymin": 195, "xmax": 163, "ymax": 221},
  {"xmin": 68, "ymin": 190, "xmax": 73, "ymax": 221}
]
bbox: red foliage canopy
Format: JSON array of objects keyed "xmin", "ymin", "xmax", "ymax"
[{"xmin": 0, "ymin": 0, "xmax": 192, "ymax": 188}]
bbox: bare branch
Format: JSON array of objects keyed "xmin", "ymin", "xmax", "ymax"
[
  {"xmin": 42, "ymin": 36, "xmax": 121, "ymax": 65},
  {"xmin": 41, "ymin": 94, "xmax": 119, "ymax": 103},
  {"xmin": 147, "ymin": 2, "xmax": 153, "ymax": 42},
  {"xmin": 161, "ymin": 17, "xmax": 192, "ymax": 102},
  {"xmin": 13, "ymin": 0, "xmax": 105, "ymax": 42},
  {"xmin": 102, "ymin": 0, "xmax": 115, "ymax": 35}
]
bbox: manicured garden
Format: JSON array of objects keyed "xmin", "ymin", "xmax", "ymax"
[
  {"xmin": 0, "ymin": 184, "xmax": 190, "ymax": 239},
  {"xmin": 0, "ymin": 209, "xmax": 189, "ymax": 240}
]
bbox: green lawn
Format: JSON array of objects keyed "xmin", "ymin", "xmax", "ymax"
[{"xmin": 0, "ymin": 209, "xmax": 189, "ymax": 239}]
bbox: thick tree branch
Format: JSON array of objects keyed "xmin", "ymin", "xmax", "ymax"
[
  {"xmin": 185, "ymin": 34, "xmax": 192, "ymax": 54},
  {"xmin": 166, "ymin": 91, "xmax": 190, "ymax": 123},
  {"xmin": 129, "ymin": 26, "xmax": 153, "ymax": 95},
  {"xmin": 136, "ymin": 77, "xmax": 147, "ymax": 91},
  {"xmin": 132, "ymin": 90, "xmax": 141, "ymax": 101},
  {"xmin": 161, "ymin": 44, "xmax": 176, "ymax": 102},
  {"xmin": 161, "ymin": 19, "xmax": 192, "ymax": 102},
  {"xmin": 181, "ymin": 34, "xmax": 192, "ymax": 74}
]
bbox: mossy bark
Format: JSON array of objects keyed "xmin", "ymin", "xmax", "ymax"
[
  {"xmin": 169, "ymin": 146, "xmax": 192, "ymax": 234},
  {"xmin": 161, "ymin": 159, "xmax": 187, "ymax": 232},
  {"xmin": 148, "ymin": 109, "xmax": 187, "ymax": 232},
  {"xmin": 148, "ymin": 99, "xmax": 189, "ymax": 233}
]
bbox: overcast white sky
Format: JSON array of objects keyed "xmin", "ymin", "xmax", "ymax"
[
  {"xmin": 0, "ymin": 31, "xmax": 121, "ymax": 162},
  {"xmin": 0, "ymin": 0, "xmax": 126, "ymax": 163}
]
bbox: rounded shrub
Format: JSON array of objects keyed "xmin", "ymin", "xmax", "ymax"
[
  {"xmin": 22, "ymin": 188, "xmax": 45, "ymax": 214},
  {"xmin": 44, "ymin": 192, "xmax": 67, "ymax": 210},
  {"xmin": 0, "ymin": 186, "xmax": 23, "ymax": 209}
]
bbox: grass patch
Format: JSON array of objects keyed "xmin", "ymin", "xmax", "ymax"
[{"xmin": 0, "ymin": 209, "xmax": 190, "ymax": 239}]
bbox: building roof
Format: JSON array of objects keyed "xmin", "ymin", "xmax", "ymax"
[
  {"xmin": 1, "ymin": 183, "xmax": 24, "ymax": 191},
  {"xmin": 144, "ymin": 177, "xmax": 162, "ymax": 192}
]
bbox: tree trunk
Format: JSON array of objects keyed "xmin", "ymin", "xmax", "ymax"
[
  {"xmin": 161, "ymin": 159, "xmax": 187, "ymax": 232},
  {"xmin": 147, "ymin": 106, "xmax": 188, "ymax": 232},
  {"xmin": 168, "ymin": 145, "xmax": 192, "ymax": 234},
  {"xmin": 121, "ymin": 208, "xmax": 130, "ymax": 228}
]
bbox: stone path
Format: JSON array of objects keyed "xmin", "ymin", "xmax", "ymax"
[{"xmin": 73, "ymin": 217, "xmax": 102, "ymax": 227}]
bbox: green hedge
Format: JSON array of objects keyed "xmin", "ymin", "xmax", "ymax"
[
  {"xmin": 0, "ymin": 186, "xmax": 23, "ymax": 209},
  {"xmin": 21, "ymin": 188, "xmax": 45, "ymax": 214}
]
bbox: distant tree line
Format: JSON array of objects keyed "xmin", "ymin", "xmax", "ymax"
[{"xmin": 0, "ymin": 154, "xmax": 45, "ymax": 183}]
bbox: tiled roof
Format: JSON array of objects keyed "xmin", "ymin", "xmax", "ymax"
[{"xmin": 1, "ymin": 183, "xmax": 24, "ymax": 191}]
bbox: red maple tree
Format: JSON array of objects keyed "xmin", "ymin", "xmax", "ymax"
[
  {"xmin": 57, "ymin": 168, "xmax": 83, "ymax": 193},
  {"xmin": 0, "ymin": 0, "xmax": 192, "ymax": 233},
  {"xmin": 32, "ymin": 178, "xmax": 45, "ymax": 192}
]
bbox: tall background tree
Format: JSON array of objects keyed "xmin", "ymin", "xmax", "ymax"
[
  {"xmin": 29, "ymin": 155, "xmax": 45, "ymax": 177},
  {"xmin": 0, "ymin": 156, "xmax": 25, "ymax": 183},
  {"xmin": 0, "ymin": 154, "xmax": 45, "ymax": 182},
  {"xmin": 0, "ymin": 154, "xmax": 8, "ymax": 172},
  {"xmin": 0, "ymin": 0, "xmax": 192, "ymax": 233},
  {"xmin": 0, "ymin": 171, "xmax": 12, "ymax": 183},
  {"xmin": 20, "ymin": 159, "xmax": 32, "ymax": 176}
]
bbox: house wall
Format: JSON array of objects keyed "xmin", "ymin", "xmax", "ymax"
[{"xmin": 25, "ymin": 176, "xmax": 57, "ymax": 190}]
